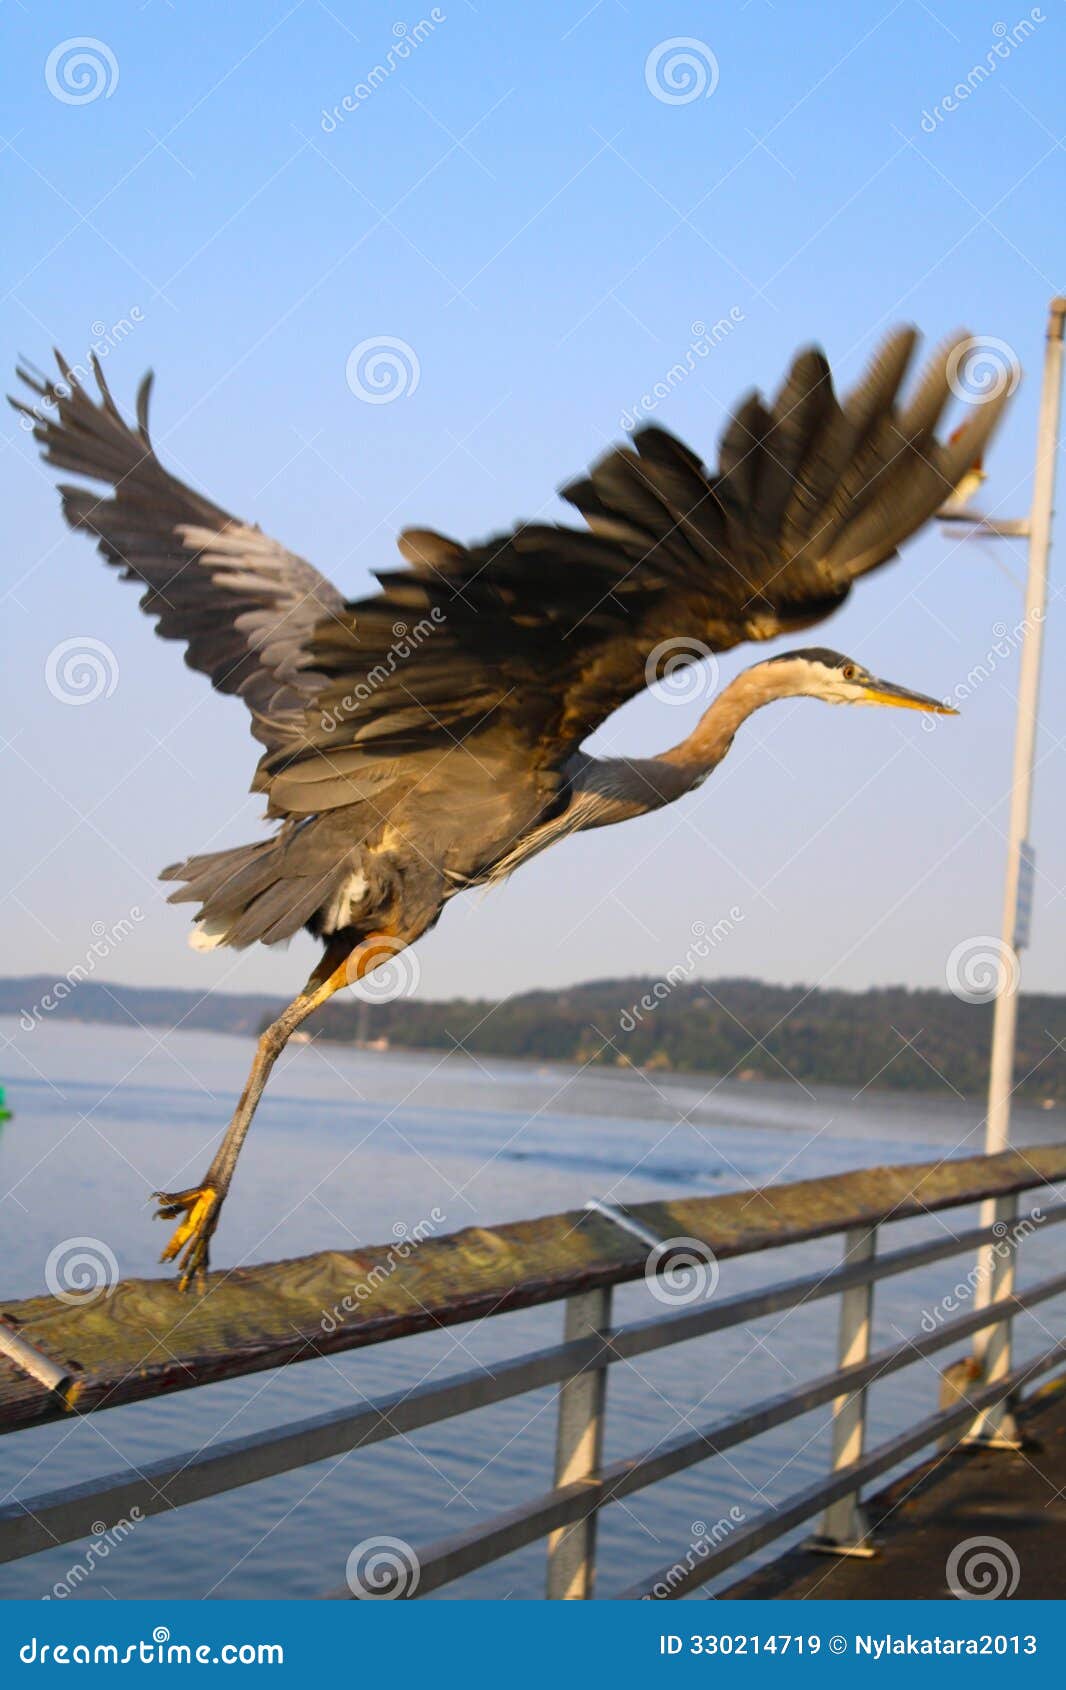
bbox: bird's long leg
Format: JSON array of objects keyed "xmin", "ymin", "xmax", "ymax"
[{"xmin": 154, "ymin": 933, "xmax": 398, "ymax": 1289}]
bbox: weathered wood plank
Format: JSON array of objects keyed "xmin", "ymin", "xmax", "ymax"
[{"xmin": 1, "ymin": 1146, "xmax": 1063, "ymax": 1433}]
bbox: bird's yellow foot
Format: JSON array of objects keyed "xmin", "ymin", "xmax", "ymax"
[{"xmin": 154, "ymin": 1185, "xmax": 220, "ymax": 1290}]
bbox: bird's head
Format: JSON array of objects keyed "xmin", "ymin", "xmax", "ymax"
[{"xmin": 762, "ymin": 647, "xmax": 957, "ymax": 714}]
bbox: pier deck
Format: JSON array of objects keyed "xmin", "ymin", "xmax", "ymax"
[{"xmin": 724, "ymin": 1377, "xmax": 1066, "ymax": 1600}]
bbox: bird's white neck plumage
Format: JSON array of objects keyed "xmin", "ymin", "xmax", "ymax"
[{"xmin": 658, "ymin": 658, "xmax": 814, "ymax": 777}]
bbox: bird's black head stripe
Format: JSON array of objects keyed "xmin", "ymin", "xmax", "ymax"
[{"xmin": 767, "ymin": 646, "xmax": 850, "ymax": 669}]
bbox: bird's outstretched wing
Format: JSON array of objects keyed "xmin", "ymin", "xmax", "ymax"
[
  {"xmin": 265, "ymin": 328, "xmax": 1009, "ymax": 812},
  {"xmin": 12, "ymin": 354, "xmax": 344, "ymax": 749},
  {"xmin": 17, "ymin": 332, "xmax": 1010, "ymax": 822}
]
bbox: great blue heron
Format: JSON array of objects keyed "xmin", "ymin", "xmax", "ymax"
[{"xmin": 14, "ymin": 327, "xmax": 1008, "ymax": 1285}]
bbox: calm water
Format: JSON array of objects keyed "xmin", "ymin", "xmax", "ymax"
[{"xmin": 0, "ymin": 1014, "xmax": 1063, "ymax": 1601}]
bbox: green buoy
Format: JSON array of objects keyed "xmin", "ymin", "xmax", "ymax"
[{"xmin": 0, "ymin": 1085, "xmax": 12, "ymax": 1123}]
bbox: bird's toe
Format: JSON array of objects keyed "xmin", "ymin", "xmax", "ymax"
[{"xmin": 153, "ymin": 1185, "xmax": 219, "ymax": 1287}]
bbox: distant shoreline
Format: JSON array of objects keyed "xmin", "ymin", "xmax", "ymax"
[
  {"xmin": 0, "ymin": 1005, "xmax": 976, "ymax": 1110},
  {"xmin": 2, "ymin": 973, "xmax": 1064, "ymax": 1104}
]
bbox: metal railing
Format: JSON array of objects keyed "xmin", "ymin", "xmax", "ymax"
[{"xmin": 1, "ymin": 1148, "xmax": 1064, "ymax": 1599}]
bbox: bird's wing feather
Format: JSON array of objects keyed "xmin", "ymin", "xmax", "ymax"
[
  {"xmin": 18, "ymin": 332, "xmax": 1010, "ymax": 822},
  {"xmin": 11, "ymin": 353, "xmax": 345, "ymax": 748},
  {"xmin": 261, "ymin": 328, "xmax": 1008, "ymax": 813}
]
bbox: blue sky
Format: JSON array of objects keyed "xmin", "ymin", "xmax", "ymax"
[{"xmin": 1, "ymin": 0, "xmax": 1064, "ymax": 1005}]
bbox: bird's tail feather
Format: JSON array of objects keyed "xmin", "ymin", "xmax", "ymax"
[{"xmin": 161, "ymin": 831, "xmax": 349, "ymax": 951}]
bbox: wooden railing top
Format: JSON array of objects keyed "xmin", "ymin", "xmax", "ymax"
[{"xmin": 2, "ymin": 1144, "xmax": 1064, "ymax": 1433}]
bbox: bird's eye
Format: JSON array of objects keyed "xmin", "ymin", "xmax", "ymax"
[{"xmin": 842, "ymin": 664, "xmax": 858, "ymax": 681}]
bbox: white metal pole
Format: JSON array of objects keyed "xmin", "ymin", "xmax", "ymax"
[{"xmin": 971, "ymin": 297, "xmax": 1065, "ymax": 1438}]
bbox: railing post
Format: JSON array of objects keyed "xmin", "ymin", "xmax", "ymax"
[
  {"xmin": 545, "ymin": 1287, "xmax": 612, "ymax": 1599},
  {"xmin": 965, "ymin": 1191, "xmax": 1023, "ymax": 1447},
  {"xmin": 811, "ymin": 1223, "xmax": 877, "ymax": 1556}
]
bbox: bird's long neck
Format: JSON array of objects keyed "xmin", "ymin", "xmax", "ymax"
[{"xmin": 658, "ymin": 661, "xmax": 795, "ymax": 777}]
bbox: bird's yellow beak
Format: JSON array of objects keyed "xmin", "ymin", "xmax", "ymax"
[{"xmin": 860, "ymin": 676, "xmax": 958, "ymax": 714}]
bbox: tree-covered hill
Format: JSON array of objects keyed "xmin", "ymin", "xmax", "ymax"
[
  {"xmin": 308, "ymin": 976, "xmax": 1066, "ymax": 1102},
  {"xmin": 3, "ymin": 973, "xmax": 1064, "ymax": 1102}
]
